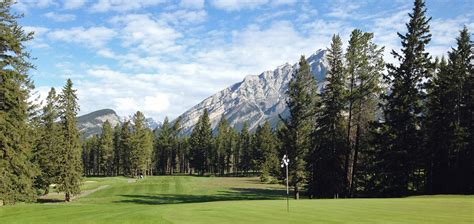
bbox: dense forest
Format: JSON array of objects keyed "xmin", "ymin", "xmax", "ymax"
[{"xmin": 1, "ymin": 0, "xmax": 472, "ymax": 205}]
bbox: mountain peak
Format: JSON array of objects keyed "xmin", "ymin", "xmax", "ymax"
[{"xmin": 177, "ymin": 50, "xmax": 328, "ymax": 135}]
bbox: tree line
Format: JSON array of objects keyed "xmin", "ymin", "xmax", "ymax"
[{"xmin": 81, "ymin": 111, "xmax": 280, "ymax": 182}]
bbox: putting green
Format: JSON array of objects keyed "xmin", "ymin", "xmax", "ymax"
[{"xmin": 0, "ymin": 176, "xmax": 472, "ymax": 223}]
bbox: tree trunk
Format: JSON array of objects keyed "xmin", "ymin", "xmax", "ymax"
[
  {"xmin": 344, "ymin": 69, "xmax": 356, "ymax": 197},
  {"xmin": 294, "ymin": 186, "xmax": 300, "ymax": 200},
  {"xmin": 65, "ymin": 193, "xmax": 71, "ymax": 202},
  {"xmin": 349, "ymin": 122, "xmax": 361, "ymax": 197}
]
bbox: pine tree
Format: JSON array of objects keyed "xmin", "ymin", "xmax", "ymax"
[
  {"xmin": 34, "ymin": 88, "xmax": 62, "ymax": 194},
  {"xmin": 58, "ymin": 79, "xmax": 83, "ymax": 202},
  {"xmin": 344, "ymin": 29, "xmax": 385, "ymax": 197},
  {"xmin": 112, "ymin": 123, "xmax": 122, "ymax": 175},
  {"xmin": 155, "ymin": 117, "xmax": 173, "ymax": 174},
  {"xmin": 238, "ymin": 122, "xmax": 252, "ymax": 175},
  {"xmin": 225, "ymin": 127, "xmax": 237, "ymax": 174},
  {"xmin": 377, "ymin": 0, "xmax": 432, "ymax": 197},
  {"xmin": 169, "ymin": 116, "xmax": 182, "ymax": 175},
  {"xmin": 130, "ymin": 111, "xmax": 153, "ymax": 177},
  {"xmin": 450, "ymin": 27, "xmax": 473, "ymax": 194},
  {"xmin": 309, "ymin": 35, "xmax": 347, "ymax": 198},
  {"xmin": 426, "ymin": 27, "xmax": 473, "ymax": 194},
  {"xmin": 82, "ymin": 135, "xmax": 98, "ymax": 176},
  {"xmin": 281, "ymin": 55, "xmax": 318, "ymax": 199},
  {"xmin": 255, "ymin": 121, "xmax": 278, "ymax": 182},
  {"xmin": 99, "ymin": 120, "xmax": 114, "ymax": 176},
  {"xmin": 425, "ymin": 57, "xmax": 450, "ymax": 194},
  {"xmin": 189, "ymin": 109, "xmax": 213, "ymax": 175},
  {"xmin": 119, "ymin": 121, "xmax": 132, "ymax": 176},
  {"xmin": 215, "ymin": 116, "xmax": 230, "ymax": 175},
  {"xmin": 0, "ymin": 0, "xmax": 38, "ymax": 205}
]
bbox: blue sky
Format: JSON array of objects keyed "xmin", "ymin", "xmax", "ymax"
[{"xmin": 17, "ymin": 0, "xmax": 473, "ymax": 121}]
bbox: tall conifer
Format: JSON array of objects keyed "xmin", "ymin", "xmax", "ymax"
[
  {"xmin": 376, "ymin": 0, "xmax": 432, "ymax": 196},
  {"xmin": 281, "ymin": 55, "xmax": 318, "ymax": 199},
  {"xmin": 58, "ymin": 79, "xmax": 82, "ymax": 202}
]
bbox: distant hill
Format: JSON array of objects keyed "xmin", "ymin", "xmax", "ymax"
[
  {"xmin": 77, "ymin": 109, "xmax": 121, "ymax": 139},
  {"xmin": 77, "ymin": 109, "xmax": 160, "ymax": 139}
]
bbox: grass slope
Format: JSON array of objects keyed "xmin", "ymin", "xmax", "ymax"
[{"xmin": 0, "ymin": 176, "xmax": 472, "ymax": 223}]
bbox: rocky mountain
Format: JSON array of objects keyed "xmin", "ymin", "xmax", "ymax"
[
  {"xmin": 77, "ymin": 109, "xmax": 121, "ymax": 139},
  {"xmin": 145, "ymin": 117, "xmax": 160, "ymax": 130},
  {"xmin": 77, "ymin": 109, "xmax": 159, "ymax": 138},
  {"xmin": 177, "ymin": 49, "xmax": 328, "ymax": 135}
]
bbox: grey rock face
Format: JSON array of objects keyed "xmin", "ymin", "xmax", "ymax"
[{"xmin": 177, "ymin": 49, "xmax": 327, "ymax": 135}]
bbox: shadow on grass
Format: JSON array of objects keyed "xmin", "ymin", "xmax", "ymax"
[
  {"xmin": 36, "ymin": 198, "xmax": 64, "ymax": 203},
  {"xmin": 115, "ymin": 188, "xmax": 286, "ymax": 205}
]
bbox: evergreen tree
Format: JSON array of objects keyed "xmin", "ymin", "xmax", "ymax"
[
  {"xmin": 130, "ymin": 111, "xmax": 153, "ymax": 177},
  {"xmin": 99, "ymin": 120, "xmax": 114, "ymax": 176},
  {"xmin": 214, "ymin": 116, "xmax": 230, "ymax": 175},
  {"xmin": 458, "ymin": 27, "xmax": 474, "ymax": 194},
  {"xmin": 426, "ymin": 27, "xmax": 473, "ymax": 194},
  {"xmin": 189, "ymin": 109, "xmax": 213, "ymax": 175},
  {"xmin": 169, "ymin": 116, "xmax": 182, "ymax": 175},
  {"xmin": 155, "ymin": 117, "xmax": 173, "ymax": 174},
  {"xmin": 238, "ymin": 122, "xmax": 252, "ymax": 175},
  {"xmin": 225, "ymin": 127, "xmax": 238, "ymax": 174},
  {"xmin": 58, "ymin": 79, "xmax": 83, "ymax": 202},
  {"xmin": 179, "ymin": 136, "xmax": 191, "ymax": 174},
  {"xmin": 255, "ymin": 121, "xmax": 278, "ymax": 181},
  {"xmin": 0, "ymin": 0, "xmax": 38, "ymax": 204},
  {"xmin": 82, "ymin": 135, "xmax": 99, "ymax": 176},
  {"xmin": 35, "ymin": 88, "xmax": 62, "ymax": 194},
  {"xmin": 281, "ymin": 55, "xmax": 318, "ymax": 199},
  {"xmin": 119, "ymin": 121, "xmax": 132, "ymax": 176},
  {"xmin": 344, "ymin": 29, "xmax": 385, "ymax": 197},
  {"xmin": 112, "ymin": 123, "xmax": 122, "ymax": 175},
  {"xmin": 309, "ymin": 35, "xmax": 347, "ymax": 198},
  {"xmin": 425, "ymin": 57, "xmax": 450, "ymax": 194},
  {"xmin": 376, "ymin": 0, "xmax": 432, "ymax": 197}
]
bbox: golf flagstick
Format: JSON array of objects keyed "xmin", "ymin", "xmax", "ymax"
[{"xmin": 281, "ymin": 155, "xmax": 289, "ymax": 212}]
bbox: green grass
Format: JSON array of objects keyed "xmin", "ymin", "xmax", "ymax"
[{"xmin": 0, "ymin": 176, "xmax": 472, "ymax": 223}]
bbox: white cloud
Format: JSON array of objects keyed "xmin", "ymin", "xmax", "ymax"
[
  {"xmin": 110, "ymin": 14, "xmax": 183, "ymax": 55},
  {"xmin": 24, "ymin": 26, "xmax": 49, "ymax": 36},
  {"xmin": 68, "ymin": 68, "xmax": 181, "ymax": 120},
  {"xmin": 272, "ymin": 0, "xmax": 297, "ymax": 6},
  {"xmin": 255, "ymin": 9, "xmax": 295, "ymax": 23},
  {"xmin": 44, "ymin": 12, "xmax": 76, "ymax": 22},
  {"xmin": 325, "ymin": 0, "xmax": 362, "ymax": 19},
  {"xmin": 97, "ymin": 48, "xmax": 115, "ymax": 58},
  {"xmin": 90, "ymin": 0, "xmax": 166, "ymax": 12},
  {"xmin": 63, "ymin": 0, "xmax": 87, "ymax": 9},
  {"xmin": 48, "ymin": 26, "xmax": 117, "ymax": 48},
  {"xmin": 143, "ymin": 94, "xmax": 170, "ymax": 113},
  {"xmin": 369, "ymin": 8, "xmax": 410, "ymax": 64},
  {"xmin": 14, "ymin": 0, "xmax": 56, "ymax": 11},
  {"xmin": 180, "ymin": 0, "xmax": 205, "ymax": 9},
  {"xmin": 427, "ymin": 17, "xmax": 474, "ymax": 59},
  {"xmin": 210, "ymin": 0, "xmax": 294, "ymax": 11},
  {"xmin": 160, "ymin": 10, "xmax": 207, "ymax": 26},
  {"xmin": 210, "ymin": 0, "xmax": 269, "ymax": 11},
  {"xmin": 431, "ymin": 17, "xmax": 474, "ymax": 46}
]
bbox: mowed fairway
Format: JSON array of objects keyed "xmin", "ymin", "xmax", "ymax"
[{"xmin": 0, "ymin": 176, "xmax": 472, "ymax": 224}]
